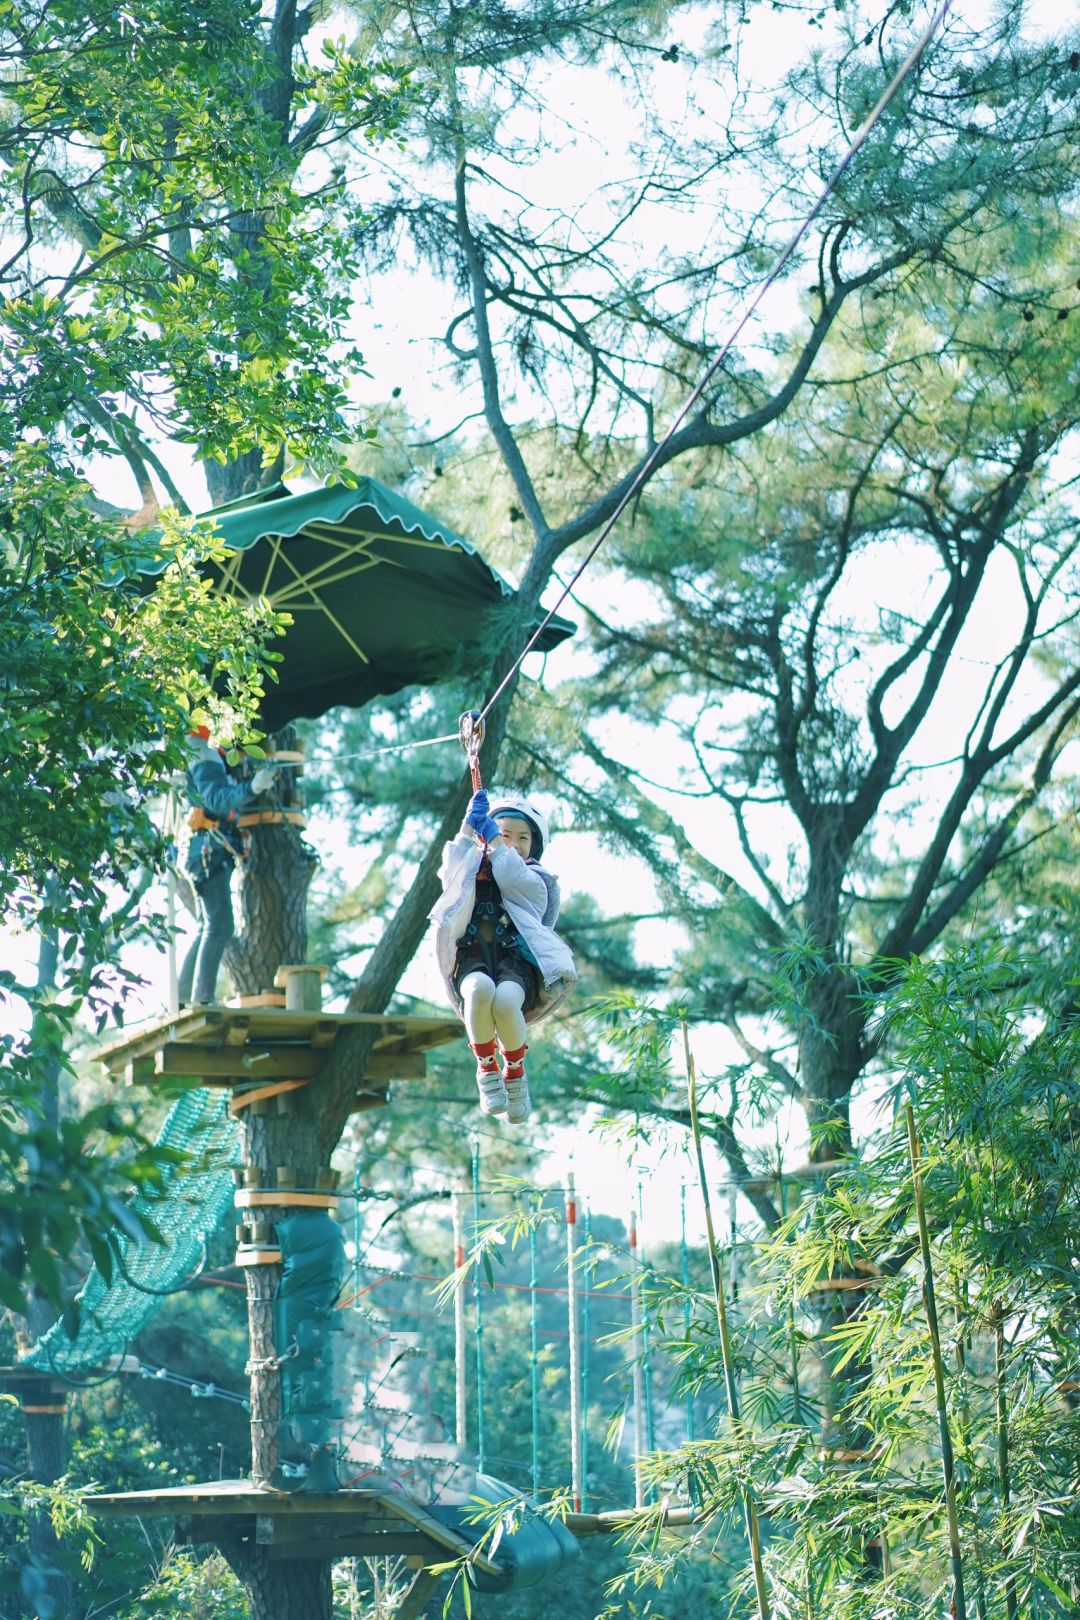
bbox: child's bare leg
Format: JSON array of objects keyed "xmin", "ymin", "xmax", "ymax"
[
  {"xmin": 461, "ymin": 971, "xmax": 497, "ymax": 1045},
  {"xmin": 491, "ymin": 980, "xmax": 527, "ymax": 1053},
  {"xmin": 461, "ymin": 971, "xmax": 506, "ymax": 1114},
  {"xmin": 493, "ymin": 981, "xmax": 530, "ymax": 1124}
]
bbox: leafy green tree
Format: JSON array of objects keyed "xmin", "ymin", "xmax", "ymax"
[{"xmin": 306, "ymin": 0, "xmax": 1080, "ymax": 1171}]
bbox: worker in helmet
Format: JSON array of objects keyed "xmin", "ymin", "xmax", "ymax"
[
  {"xmin": 430, "ymin": 790, "xmax": 576, "ymax": 1124},
  {"xmin": 177, "ymin": 727, "xmax": 277, "ymax": 1005}
]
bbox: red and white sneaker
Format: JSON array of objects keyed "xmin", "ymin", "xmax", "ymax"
[
  {"xmin": 501, "ymin": 1044, "xmax": 530, "ymax": 1124},
  {"xmin": 471, "ymin": 1040, "xmax": 507, "ymax": 1115}
]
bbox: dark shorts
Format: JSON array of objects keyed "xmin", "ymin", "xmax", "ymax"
[{"xmin": 454, "ymin": 937, "xmax": 540, "ymax": 1013}]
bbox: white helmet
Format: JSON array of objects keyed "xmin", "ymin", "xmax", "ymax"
[{"xmin": 489, "ymin": 794, "xmax": 549, "ymax": 859}]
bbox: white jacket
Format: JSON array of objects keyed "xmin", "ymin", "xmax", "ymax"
[{"xmin": 429, "ymin": 833, "xmax": 577, "ymax": 1026}]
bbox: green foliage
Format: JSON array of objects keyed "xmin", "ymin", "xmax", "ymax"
[
  {"xmin": 612, "ymin": 952, "xmax": 1080, "ymax": 1619},
  {"xmin": 0, "ymin": 0, "xmax": 411, "ymax": 481},
  {"xmin": 0, "ymin": 1477, "xmax": 101, "ymax": 1617},
  {"xmin": 114, "ymin": 1549, "xmax": 249, "ymax": 1620},
  {"xmin": 0, "ymin": 483, "xmax": 284, "ymax": 1316}
]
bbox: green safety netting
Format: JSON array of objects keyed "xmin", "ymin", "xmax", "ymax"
[{"xmin": 23, "ymin": 1088, "xmax": 239, "ymax": 1373}]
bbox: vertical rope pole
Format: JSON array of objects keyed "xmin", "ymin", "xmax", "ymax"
[
  {"xmin": 471, "ymin": 1138, "xmax": 486, "ymax": 1476},
  {"xmin": 638, "ymin": 1181, "xmax": 656, "ymax": 1468},
  {"xmin": 581, "ymin": 1207, "xmax": 592, "ymax": 1512},
  {"xmin": 453, "ymin": 1185, "xmax": 467, "ymax": 1451},
  {"xmin": 680, "ymin": 1183, "xmax": 696, "ymax": 1444},
  {"xmin": 529, "ymin": 1218, "xmax": 540, "ymax": 1501},
  {"xmin": 629, "ymin": 1206, "xmax": 646, "ymax": 1510},
  {"xmin": 683, "ymin": 1020, "xmax": 770, "ymax": 1620},
  {"xmin": 905, "ymin": 1101, "xmax": 966, "ymax": 1620},
  {"xmin": 566, "ymin": 1171, "xmax": 583, "ymax": 1513}
]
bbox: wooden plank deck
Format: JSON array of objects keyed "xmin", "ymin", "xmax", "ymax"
[
  {"xmin": 86, "ymin": 1480, "xmax": 504, "ymax": 1576},
  {"xmin": 93, "ymin": 1006, "xmax": 461, "ymax": 1101}
]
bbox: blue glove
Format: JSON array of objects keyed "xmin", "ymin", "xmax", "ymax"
[{"xmin": 465, "ymin": 790, "xmax": 500, "ymax": 842}]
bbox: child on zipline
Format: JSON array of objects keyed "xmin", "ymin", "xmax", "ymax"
[{"xmin": 431, "ymin": 789, "xmax": 576, "ymax": 1124}]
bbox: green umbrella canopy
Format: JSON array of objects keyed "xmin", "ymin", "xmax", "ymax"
[{"xmin": 139, "ymin": 479, "xmax": 574, "ymax": 731}]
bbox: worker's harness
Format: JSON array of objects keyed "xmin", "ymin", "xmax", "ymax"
[{"xmin": 187, "ymin": 805, "xmax": 249, "ymax": 872}]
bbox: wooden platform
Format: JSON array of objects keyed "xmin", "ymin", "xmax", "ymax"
[
  {"xmin": 95, "ymin": 1006, "xmax": 461, "ymax": 1108},
  {"xmin": 0, "ymin": 1365, "xmax": 71, "ymax": 1412},
  {"xmin": 87, "ymin": 1480, "xmax": 505, "ymax": 1574}
]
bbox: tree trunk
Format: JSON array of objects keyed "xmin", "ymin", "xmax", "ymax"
[
  {"xmin": 797, "ymin": 957, "xmax": 882, "ymax": 1567},
  {"xmin": 23, "ymin": 1293, "xmax": 73, "ymax": 1620},
  {"xmin": 19, "ymin": 899, "xmax": 75, "ymax": 1618},
  {"xmin": 204, "ymin": 447, "xmax": 284, "ymax": 508},
  {"xmin": 227, "ymin": 726, "xmax": 317, "ymax": 996},
  {"xmin": 236, "ymin": 1064, "xmax": 337, "ymax": 1616},
  {"xmin": 221, "ymin": 1539, "xmax": 333, "ymax": 1620}
]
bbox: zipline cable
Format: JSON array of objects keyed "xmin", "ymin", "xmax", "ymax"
[
  {"xmin": 294, "ymin": 0, "xmax": 954, "ymax": 776},
  {"xmin": 471, "ymin": 0, "xmax": 954, "ymax": 726}
]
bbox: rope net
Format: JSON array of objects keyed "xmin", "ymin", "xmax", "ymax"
[{"xmin": 23, "ymin": 1088, "xmax": 239, "ymax": 1373}]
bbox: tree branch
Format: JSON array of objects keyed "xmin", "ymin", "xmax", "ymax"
[{"xmin": 452, "ymin": 148, "xmax": 549, "ymax": 540}]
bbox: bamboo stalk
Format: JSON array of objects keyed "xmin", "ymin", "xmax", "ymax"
[
  {"xmin": 905, "ymin": 1101, "xmax": 967, "ymax": 1620},
  {"xmin": 776, "ymin": 1149, "xmax": 804, "ymax": 1427},
  {"xmin": 994, "ymin": 1304, "xmax": 1019, "ymax": 1620},
  {"xmin": 684, "ymin": 1021, "xmax": 771, "ymax": 1620},
  {"xmin": 954, "ymin": 1274, "xmax": 988, "ymax": 1620}
]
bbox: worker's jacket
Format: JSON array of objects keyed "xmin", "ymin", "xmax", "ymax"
[
  {"xmin": 430, "ymin": 833, "xmax": 576, "ymax": 1026},
  {"xmin": 184, "ymin": 747, "xmax": 251, "ymax": 881}
]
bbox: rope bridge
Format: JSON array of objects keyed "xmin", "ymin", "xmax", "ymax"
[{"xmin": 23, "ymin": 1087, "xmax": 239, "ymax": 1373}]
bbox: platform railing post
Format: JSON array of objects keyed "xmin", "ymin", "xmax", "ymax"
[
  {"xmin": 566, "ymin": 1172, "xmax": 583, "ymax": 1513},
  {"xmin": 529, "ymin": 1219, "xmax": 540, "ymax": 1502},
  {"xmin": 681, "ymin": 1183, "xmax": 696, "ymax": 1444},
  {"xmin": 639, "ymin": 1183, "xmax": 655, "ymax": 1472},
  {"xmin": 581, "ymin": 1208, "xmax": 591, "ymax": 1513},
  {"xmin": 629, "ymin": 1207, "xmax": 645, "ymax": 1509},
  {"xmin": 453, "ymin": 1186, "xmax": 467, "ymax": 1451},
  {"xmin": 471, "ymin": 1138, "xmax": 486, "ymax": 1476}
]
